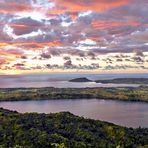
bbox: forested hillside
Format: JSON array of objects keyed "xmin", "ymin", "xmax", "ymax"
[{"xmin": 0, "ymin": 108, "xmax": 148, "ymax": 148}]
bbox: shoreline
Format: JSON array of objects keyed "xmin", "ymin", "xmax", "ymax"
[
  {"xmin": 0, "ymin": 96, "xmax": 148, "ymax": 103},
  {"xmin": 0, "ymin": 107, "xmax": 147, "ymax": 129},
  {"xmin": 1, "ymin": 107, "xmax": 148, "ymax": 129}
]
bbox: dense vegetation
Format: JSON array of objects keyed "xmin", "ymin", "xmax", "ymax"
[
  {"xmin": 0, "ymin": 86, "xmax": 148, "ymax": 102},
  {"xmin": 0, "ymin": 108, "xmax": 148, "ymax": 148},
  {"xmin": 95, "ymin": 78, "xmax": 148, "ymax": 84}
]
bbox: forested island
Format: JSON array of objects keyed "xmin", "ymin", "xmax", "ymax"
[
  {"xmin": 0, "ymin": 108, "xmax": 148, "ymax": 148},
  {"xmin": 69, "ymin": 77, "xmax": 92, "ymax": 82},
  {"xmin": 0, "ymin": 86, "xmax": 148, "ymax": 102}
]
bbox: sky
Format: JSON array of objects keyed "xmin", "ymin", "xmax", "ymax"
[{"xmin": 0, "ymin": 0, "xmax": 148, "ymax": 74}]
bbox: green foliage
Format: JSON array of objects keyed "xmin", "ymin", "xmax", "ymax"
[
  {"xmin": 0, "ymin": 86, "xmax": 148, "ymax": 102},
  {"xmin": 0, "ymin": 108, "xmax": 148, "ymax": 148}
]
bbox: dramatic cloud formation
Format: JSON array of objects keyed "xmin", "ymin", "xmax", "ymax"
[{"xmin": 0, "ymin": 0, "xmax": 148, "ymax": 74}]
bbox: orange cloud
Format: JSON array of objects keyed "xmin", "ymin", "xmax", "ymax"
[
  {"xmin": 0, "ymin": 2, "xmax": 33, "ymax": 14},
  {"xmin": 18, "ymin": 41, "xmax": 62, "ymax": 50},
  {"xmin": 52, "ymin": 0, "xmax": 129, "ymax": 14},
  {"xmin": 10, "ymin": 24, "xmax": 30, "ymax": 29},
  {"xmin": 0, "ymin": 49, "xmax": 24, "ymax": 56},
  {"xmin": 88, "ymin": 36, "xmax": 103, "ymax": 43},
  {"xmin": 0, "ymin": 42, "xmax": 10, "ymax": 48},
  {"xmin": 0, "ymin": 57, "xmax": 7, "ymax": 65},
  {"xmin": 0, "ymin": 41, "xmax": 62, "ymax": 51},
  {"xmin": 69, "ymin": 13, "xmax": 78, "ymax": 21},
  {"xmin": 0, "ymin": 55, "xmax": 13, "ymax": 67},
  {"xmin": 91, "ymin": 20, "xmax": 141, "ymax": 29}
]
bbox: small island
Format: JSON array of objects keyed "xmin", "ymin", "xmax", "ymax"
[{"xmin": 69, "ymin": 77, "xmax": 92, "ymax": 82}]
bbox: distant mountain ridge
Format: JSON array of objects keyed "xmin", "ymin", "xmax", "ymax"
[
  {"xmin": 69, "ymin": 77, "xmax": 148, "ymax": 84},
  {"xmin": 95, "ymin": 78, "xmax": 148, "ymax": 84}
]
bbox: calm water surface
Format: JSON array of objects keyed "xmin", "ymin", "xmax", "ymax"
[
  {"xmin": 0, "ymin": 99, "xmax": 148, "ymax": 128},
  {"xmin": 1, "ymin": 73, "xmax": 147, "ymax": 88}
]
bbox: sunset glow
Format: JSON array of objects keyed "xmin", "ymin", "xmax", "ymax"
[{"xmin": 0, "ymin": 0, "xmax": 148, "ymax": 74}]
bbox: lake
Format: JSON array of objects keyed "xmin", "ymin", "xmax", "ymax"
[{"xmin": 0, "ymin": 99, "xmax": 148, "ymax": 128}]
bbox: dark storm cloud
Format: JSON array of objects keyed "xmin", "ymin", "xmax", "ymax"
[
  {"xmin": 133, "ymin": 49, "xmax": 144, "ymax": 57},
  {"xmin": 10, "ymin": 17, "xmax": 43, "ymax": 36},
  {"xmin": 63, "ymin": 56, "xmax": 71, "ymax": 61},
  {"xmin": 104, "ymin": 65, "xmax": 148, "ymax": 70},
  {"xmin": 40, "ymin": 53, "xmax": 51, "ymax": 59},
  {"xmin": 64, "ymin": 60, "xmax": 73, "ymax": 68}
]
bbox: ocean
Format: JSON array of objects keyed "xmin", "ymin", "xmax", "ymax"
[{"xmin": 0, "ymin": 73, "xmax": 147, "ymax": 88}]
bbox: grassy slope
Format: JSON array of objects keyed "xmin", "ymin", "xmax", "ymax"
[
  {"xmin": 0, "ymin": 87, "xmax": 148, "ymax": 102},
  {"xmin": 0, "ymin": 108, "xmax": 148, "ymax": 148}
]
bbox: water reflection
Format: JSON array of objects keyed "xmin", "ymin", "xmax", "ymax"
[{"xmin": 0, "ymin": 99, "xmax": 147, "ymax": 128}]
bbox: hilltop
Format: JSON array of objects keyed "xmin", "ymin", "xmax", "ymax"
[{"xmin": 0, "ymin": 108, "xmax": 148, "ymax": 148}]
